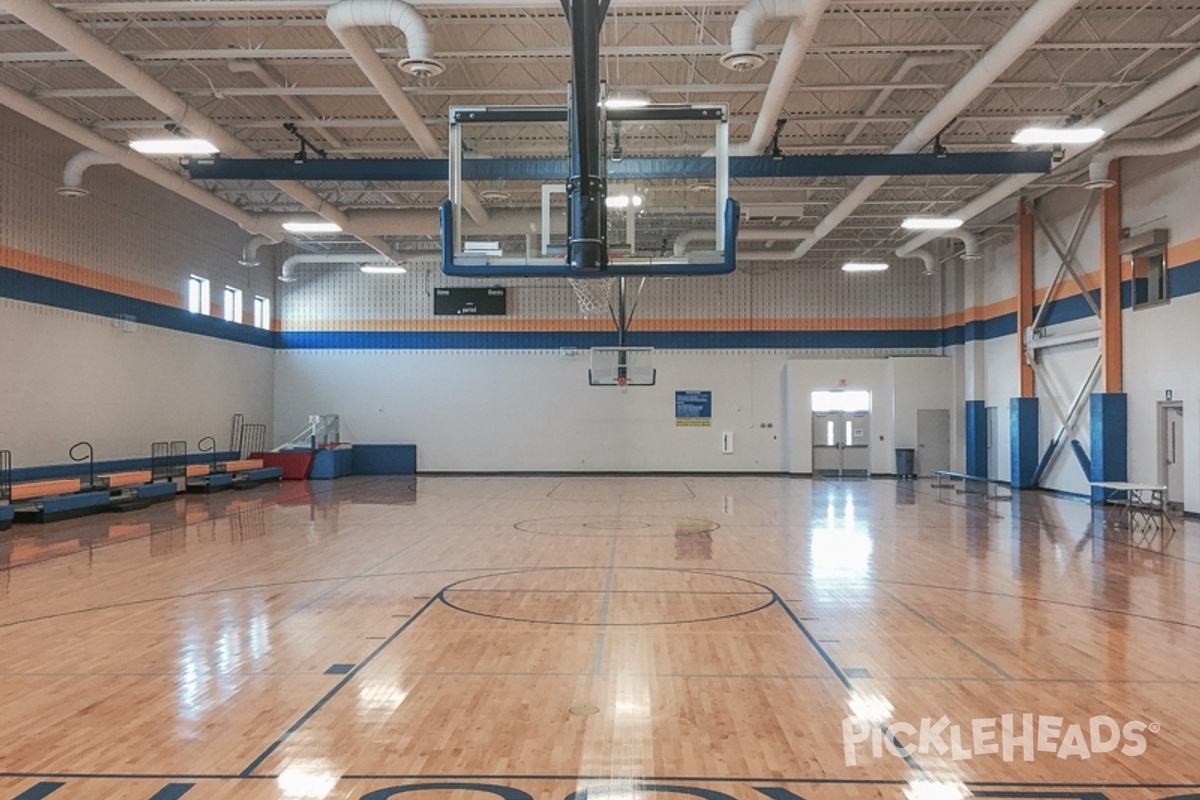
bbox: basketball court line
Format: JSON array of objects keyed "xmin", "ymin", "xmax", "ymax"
[
  {"xmin": 221, "ymin": 562, "xmax": 935, "ymax": 781},
  {"xmin": 7, "ymin": 772, "xmax": 1200, "ymax": 791},
  {"xmin": 876, "ymin": 586, "xmax": 1016, "ymax": 680},
  {"xmin": 591, "ymin": 535, "xmax": 618, "ymax": 673},
  {"xmin": 239, "ymin": 592, "xmax": 444, "ymax": 777}
]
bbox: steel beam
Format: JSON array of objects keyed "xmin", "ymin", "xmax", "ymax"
[{"xmin": 185, "ymin": 152, "xmax": 1053, "ymax": 181}]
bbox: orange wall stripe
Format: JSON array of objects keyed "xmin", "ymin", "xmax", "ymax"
[{"xmin": 0, "ymin": 243, "xmax": 180, "ymax": 308}]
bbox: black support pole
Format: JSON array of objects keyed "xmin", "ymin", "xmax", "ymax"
[{"xmin": 565, "ymin": 0, "xmax": 607, "ymax": 272}]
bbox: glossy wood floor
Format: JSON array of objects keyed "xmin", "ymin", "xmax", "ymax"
[{"xmin": 1, "ymin": 475, "xmax": 1199, "ymax": 800}]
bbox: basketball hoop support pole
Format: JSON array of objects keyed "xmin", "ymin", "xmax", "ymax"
[
  {"xmin": 565, "ymin": 0, "xmax": 608, "ymax": 272},
  {"xmin": 617, "ymin": 276, "xmax": 628, "ymax": 381}
]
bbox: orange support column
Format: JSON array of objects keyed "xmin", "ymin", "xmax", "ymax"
[
  {"xmin": 1017, "ymin": 198, "xmax": 1035, "ymax": 397},
  {"xmin": 1100, "ymin": 160, "xmax": 1123, "ymax": 393}
]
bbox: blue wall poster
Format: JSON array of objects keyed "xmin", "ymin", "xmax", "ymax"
[{"xmin": 676, "ymin": 390, "xmax": 712, "ymax": 427}]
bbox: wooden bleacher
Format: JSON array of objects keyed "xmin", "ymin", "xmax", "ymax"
[
  {"xmin": 9, "ymin": 478, "xmax": 81, "ymax": 502},
  {"xmin": 99, "ymin": 470, "xmax": 152, "ymax": 489}
]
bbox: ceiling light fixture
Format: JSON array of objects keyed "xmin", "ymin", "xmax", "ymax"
[
  {"xmin": 1012, "ymin": 126, "xmax": 1104, "ymax": 145},
  {"xmin": 605, "ymin": 194, "xmax": 643, "ymax": 209},
  {"xmin": 842, "ymin": 262, "xmax": 889, "ymax": 273},
  {"xmin": 901, "ymin": 216, "xmax": 963, "ymax": 230},
  {"xmin": 360, "ymin": 264, "xmax": 407, "ymax": 274},
  {"xmin": 129, "ymin": 138, "xmax": 218, "ymax": 155},
  {"xmin": 282, "ymin": 221, "xmax": 342, "ymax": 233},
  {"xmin": 605, "ymin": 93, "xmax": 650, "ymax": 109}
]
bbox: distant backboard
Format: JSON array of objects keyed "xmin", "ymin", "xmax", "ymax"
[
  {"xmin": 442, "ymin": 103, "xmax": 737, "ymax": 278},
  {"xmin": 589, "ymin": 346, "xmax": 656, "ymax": 387}
]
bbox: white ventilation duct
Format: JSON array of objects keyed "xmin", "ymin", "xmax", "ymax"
[
  {"xmin": 945, "ymin": 229, "xmax": 981, "ymax": 260},
  {"xmin": 2, "ymin": 0, "xmax": 403, "ymax": 261},
  {"xmin": 0, "ymin": 82, "xmax": 264, "ymax": 231},
  {"xmin": 280, "ymin": 253, "xmax": 398, "ymax": 282},
  {"xmin": 57, "ymin": 149, "xmax": 113, "ymax": 197},
  {"xmin": 899, "ymin": 49, "xmax": 1200, "ymax": 256},
  {"xmin": 791, "ymin": 0, "xmax": 1082, "ymax": 260},
  {"xmin": 719, "ymin": 0, "xmax": 831, "ymax": 157},
  {"xmin": 911, "ymin": 248, "xmax": 937, "ymax": 275},
  {"xmin": 327, "ymin": 0, "xmax": 442, "ymax": 77},
  {"xmin": 1085, "ymin": 123, "xmax": 1200, "ymax": 188},
  {"xmin": 674, "ymin": 226, "xmax": 816, "ymax": 257},
  {"xmin": 240, "ymin": 235, "xmax": 281, "ymax": 267},
  {"xmin": 326, "ymin": 0, "xmax": 488, "ymax": 224}
]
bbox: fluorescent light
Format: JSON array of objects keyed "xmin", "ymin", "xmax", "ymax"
[
  {"xmin": 1012, "ymin": 126, "xmax": 1104, "ymax": 145},
  {"xmin": 282, "ymin": 221, "xmax": 342, "ymax": 233},
  {"xmin": 605, "ymin": 193, "xmax": 643, "ymax": 209},
  {"xmin": 129, "ymin": 137, "xmax": 218, "ymax": 155},
  {"xmin": 360, "ymin": 264, "xmax": 407, "ymax": 274},
  {"xmin": 901, "ymin": 216, "xmax": 962, "ymax": 230},
  {"xmin": 605, "ymin": 93, "xmax": 650, "ymax": 109},
  {"xmin": 842, "ymin": 262, "xmax": 889, "ymax": 272}
]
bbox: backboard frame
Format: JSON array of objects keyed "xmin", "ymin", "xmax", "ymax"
[{"xmin": 442, "ymin": 104, "xmax": 738, "ymax": 278}]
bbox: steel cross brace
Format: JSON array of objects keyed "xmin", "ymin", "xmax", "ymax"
[{"xmin": 1024, "ymin": 195, "xmax": 1108, "ymax": 486}]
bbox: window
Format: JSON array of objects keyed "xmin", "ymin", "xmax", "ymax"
[
  {"xmin": 253, "ymin": 295, "xmax": 271, "ymax": 330},
  {"xmin": 1132, "ymin": 246, "xmax": 1168, "ymax": 308},
  {"xmin": 811, "ymin": 390, "xmax": 871, "ymax": 413},
  {"xmin": 187, "ymin": 275, "xmax": 210, "ymax": 315},
  {"xmin": 223, "ymin": 286, "xmax": 243, "ymax": 323}
]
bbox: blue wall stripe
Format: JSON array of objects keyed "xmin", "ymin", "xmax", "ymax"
[
  {"xmin": 0, "ymin": 266, "xmax": 273, "ymax": 349},
  {"xmin": 6, "ymin": 258, "xmax": 1200, "ymax": 353},
  {"xmin": 277, "ymin": 329, "xmax": 945, "ymax": 351}
]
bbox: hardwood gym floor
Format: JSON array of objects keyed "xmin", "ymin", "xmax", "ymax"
[{"xmin": 0, "ymin": 475, "xmax": 1198, "ymax": 800}]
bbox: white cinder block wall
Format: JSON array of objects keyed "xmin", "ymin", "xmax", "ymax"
[
  {"xmin": 275, "ymin": 257, "xmax": 955, "ymax": 472},
  {"xmin": 955, "ymin": 144, "xmax": 1200, "ymax": 512},
  {"xmin": 0, "ymin": 109, "xmax": 275, "ymax": 467}
]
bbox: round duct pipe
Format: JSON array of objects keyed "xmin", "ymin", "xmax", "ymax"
[{"xmin": 57, "ymin": 149, "xmax": 114, "ymax": 197}]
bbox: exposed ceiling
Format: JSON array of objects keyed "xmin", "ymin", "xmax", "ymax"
[{"xmin": 3, "ymin": 0, "xmax": 1200, "ymax": 265}]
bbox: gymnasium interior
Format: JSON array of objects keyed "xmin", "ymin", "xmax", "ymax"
[{"xmin": 1, "ymin": 0, "xmax": 1199, "ymax": 798}]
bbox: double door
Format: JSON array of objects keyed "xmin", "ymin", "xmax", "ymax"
[{"xmin": 813, "ymin": 411, "xmax": 870, "ymax": 477}]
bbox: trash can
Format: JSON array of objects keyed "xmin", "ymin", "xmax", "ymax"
[{"xmin": 895, "ymin": 448, "xmax": 916, "ymax": 478}]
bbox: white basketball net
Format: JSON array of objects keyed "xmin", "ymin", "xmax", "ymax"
[{"xmin": 567, "ymin": 277, "xmax": 615, "ymax": 317}]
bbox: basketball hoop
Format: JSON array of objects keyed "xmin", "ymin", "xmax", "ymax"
[
  {"xmin": 567, "ymin": 277, "xmax": 615, "ymax": 317},
  {"xmin": 615, "ymin": 375, "xmax": 630, "ymax": 387}
]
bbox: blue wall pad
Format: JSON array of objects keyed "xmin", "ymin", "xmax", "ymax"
[
  {"xmin": 1090, "ymin": 392, "xmax": 1128, "ymax": 503},
  {"xmin": 309, "ymin": 448, "xmax": 354, "ymax": 479},
  {"xmin": 134, "ymin": 482, "xmax": 179, "ymax": 502},
  {"xmin": 352, "ymin": 445, "xmax": 417, "ymax": 475},
  {"xmin": 965, "ymin": 400, "xmax": 988, "ymax": 478},
  {"xmin": 1010, "ymin": 397, "xmax": 1040, "ymax": 489},
  {"xmin": 0, "ymin": 504, "xmax": 14, "ymax": 531}
]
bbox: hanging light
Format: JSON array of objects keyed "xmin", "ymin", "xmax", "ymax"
[
  {"xmin": 901, "ymin": 216, "xmax": 963, "ymax": 230},
  {"xmin": 282, "ymin": 221, "xmax": 342, "ymax": 233},
  {"xmin": 129, "ymin": 138, "xmax": 218, "ymax": 155},
  {"xmin": 1012, "ymin": 126, "xmax": 1104, "ymax": 145}
]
